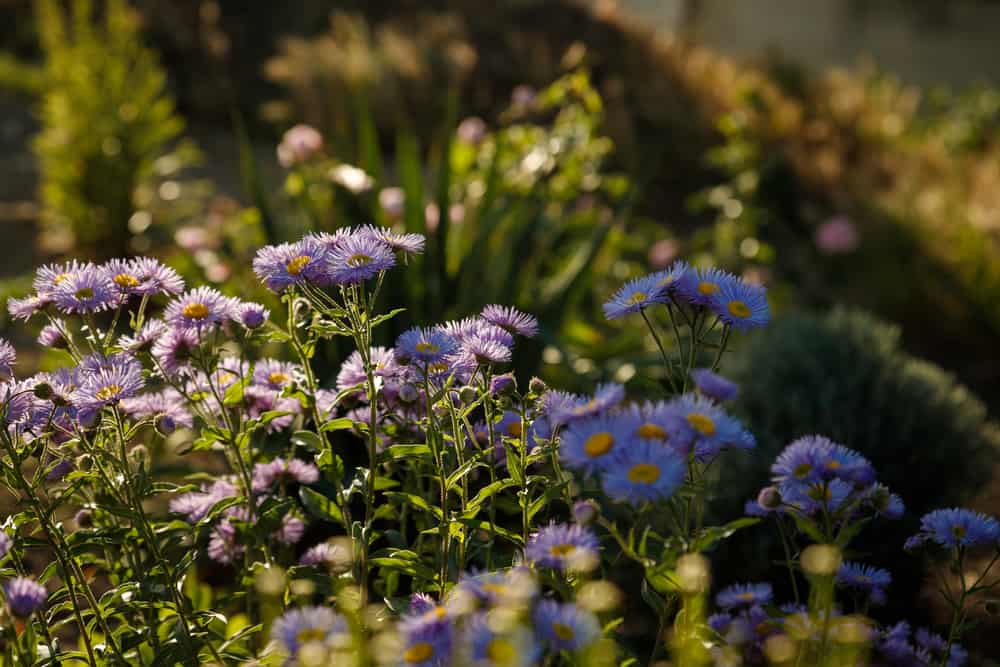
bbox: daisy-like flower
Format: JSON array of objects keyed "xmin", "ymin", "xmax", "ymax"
[
  {"xmin": 37, "ymin": 320, "xmax": 67, "ymax": 348},
  {"xmin": 7, "ymin": 294, "xmax": 50, "ymax": 321},
  {"xmin": 601, "ymin": 439, "xmax": 686, "ymax": 505},
  {"xmin": 128, "ymin": 257, "xmax": 185, "ymax": 296},
  {"xmin": 782, "ymin": 478, "xmax": 855, "ymax": 517},
  {"xmin": 545, "ymin": 383, "xmax": 625, "ymax": 427},
  {"xmin": 72, "ymin": 356, "xmax": 145, "ymax": 412},
  {"xmin": 396, "ymin": 327, "xmax": 459, "ymax": 368},
  {"xmin": 534, "ymin": 600, "xmax": 600, "ymax": 652},
  {"xmin": 442, "ymin": 318, "xmax": 515, "ymax": 349},
  {"xmin": 480, "ymin": 304, "xmax": 539, "ymax": 338},
  {"xmin": 621, "ymin": 401, "xmax": 692, "ymax": 455},
  {"xmin": 243, "ymin": 386, "xmax": 300, "ymax": 432},
  {"xmin": 559, "ymin": 414, "xmax": 633, "ymax": 475},
  {"xmin": 151, "ymin": 327, "xmax": 201, "ymax": 377},
  {"xmin": 0, "ymin": 532, "xmax": 11, "ymax": 560},
  {"xmin": 904, "ymin": 508, "xmax": 1000, "ymax": 551},
  {"xmin": 207, "ymin": 520, "xmax": 244, "ymax": 564},
  {"xmin": 602, "ymin": 274, "xmax": 669, "ymax": 320},
  {"xmin": 52, "ymin": 263, "xmax": 116, "ymax": 314},
  {"xmin": 252, "ymin": 359, "xmax": 300, "ymax": 391},
  {"xmin": 327, "ymin": 231, "xmax": 396, "ymax": 285},
  {"xmin": 118, "ymin": 319, "xmax": 168, "ymax": 352},
  {"xmin": 359, "ymin": 224, "xmax": 426, "ymax": 255},
  {"xmin": 464, "ymin": 613, "xmax": 537, "ymax": 667},
  {"xmin": 647, "ymin": 260, "xmax": 691, "ymax": 295},
  {"xmin": 270, "ymin": 606, "xmax": 348, "ymax": 658},
  {"xmin": 709, "ymin": 278, "xmax": 770, "ymax": 330},
  {"xmin": 462, "ymin": 335, "xmax": 512, "ymax": 365},
  {"xmin": 691, "ymin": 368, "xmax": 739, "ymax": 402},
  {"xmin": 169, "ymin": 479, "xmax": 238, "ymax": 524},
  {"xmin": 670, "ymin": 393, "xmax": 754, "ymax": 460},
  {"xmin": 716, "ymin": 582, "xmax": 773, "ymax": 610},
  {"xmin": 771, "ymin": 436, "xmax": 874, "ymax": 489},
  {"xmin": 253, "ymin": 236, "xmax": 330, "ymax": 292},
  {"xmin": 165, "ymin": 286, "xmax": 234, "ymax": 330},
  {"xmin": 120, "ymin": 388, "xmax": 193, "ymax": 430},
  {"xmin": 299, "ymin": 541, "xmax": 351, "ymax": 568},
  {"xmin": 34, "ymin": 260, "xmax": 87, "ymax": 295},
  {"xmin": 836, "ymin": 562, "xmax": 891, "ymax": 605},
  {"xmin": 275, "ymin": 514, "xmax": 305, "ymax": 544},
  {"xmin": 252, "ymin": 458, "xmax": 320, "ymax": 492},
  {"xmin": 525, "ymin": 522, "xmax": 600, "ymax": 570},
  {"xmin": 863, "ymin": 484, "xmax": 905, "ymax": 520},
  {"xmin": 336, "ymin": 347, "xmax": 399, "ymax": 396},
  {"xmin": 675, "ymin": 267, "xmax": 738, "ymax": 307},
  {"xmin": 399, "ymin": 603, "xmax": 453, "ymax": 667},
  {"xmin": 0, "ymin": 339, "xmax": 14, "ymax": 378},
  {"xmin": 4, "ymin": 577, "xmax": 47, "ymax": 617},
  {"xmin": 236, "ymin": 302, "xmax": 269, "ymax": 329}
]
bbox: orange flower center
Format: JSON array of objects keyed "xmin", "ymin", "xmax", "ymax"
[
  {"xmin": 686, "ymin": 413, "xmax": 716, "ymax": 436},
  {"xmin": 628, "ymin": 463, "xmax": 661, "ymax": 484},
  {"xmin": 182, "ymin": 303, "xmax": 210, "ymax": 320},
  {"xmin": 584, "ymin": 432, "xmax": 614, "ymax": 457}
]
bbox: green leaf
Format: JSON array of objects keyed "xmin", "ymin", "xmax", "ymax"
[
  {"xmin": 384, "ymin": 492, "xmax": 443, "ymax": 519},
  {"xmin": 320, "ymin": 417, "xmax": 356, "ymax": 434},
  {"xmin": 691, "ymin": 517, "xmax": 761, "ymax": 552},
  {"xmin": 291, "ymin": 430, "xmax": 323, "ymax": 452},
  {"xmin": 379, "ymin": 443, "xmax": 432, "ymax": 463},
  {"xmin": 369, "ymin": 308, "xmax": 407, "ymax": 328},
  {"xmin": 464, "ymin": 479, "xmax": 519, "ymax": 518},
  {"xmin": 791, "ymin": 514, "xmax": 826, "ymax": 544},
  {"xmin": 299, "ymin": 487, "xmax": 344, "ymax": 526}
]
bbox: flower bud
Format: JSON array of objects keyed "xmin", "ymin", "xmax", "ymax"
[
  {"xmin": 155, "ymin": 414, "xmax": 177, "ymax": 436},
  {"xmin": 528, "ymin": 377, "xmax": 547, "ymax": 396},
  {"xmin": 398, "ymin": 384, "xmax": 418, "ymax": 403},
  {"xmin": 32, "ymin": 382, "xmax": 54, "ymax": 400},
  {"xmin": 74, "ymin": 509, "xmax": 94, "ymax": 529},
  {"xmin": 757, "ymin": 486, "xmax": 782, "ymax": 510},
  {"xmin": 489, "ymin": 373, "xmax": 516, "ymax": 397},
  {"xmin": 458, "ymin": 386, "xmax": 478, "ymax": 404},
  {"xmin": 572, "ymin": 499, "xmax": 598, "ymax": 525}
]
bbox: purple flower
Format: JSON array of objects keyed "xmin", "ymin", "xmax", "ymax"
[
  {"xmin": 326, "ymin": 232, "xmax": 396, "ymax": 285},
  {"xmin": 358, "ymin": 224, "xmax": 426, "ymax": 255},
  {"xmin": 0, "ymin": 339, "xmax": 14, "ymax": 379},
  {"xmin": 480, "ymin": 304, "xmax": 539, "ymax": 338},
  {"xmin": 52, "ymin": 264, "xmax": 116, "ymax": 314},
  {"xmin": 252, "ymin": 359, "xmax": 300, "ymax": 391},
  {"xmin": 274, "ymin": 514, "xmax": 305, "ymax": 545},
  {"xmin": 252, "ymin": 458, "xmax": 319, "ymax": 492},
  {"xmin": 164, "ymin": 287, "xmax": 235, "ymax": 330},
  {"xmin": 299, "ymin": 541, "xmax": 350, "ymax": 567},
  {"xmin": 690, "ymin": 368, "xmax": 739, "ymax": 402},
  {"xmin": 489, "ymin": 373, "xmax": 516, "ymax": 396},
  {"xmin": 37, "ymin": 321, "xmax": 67, "ymax": 348},
  {"xmin": 336, "ymin": 347, "xmax": 399, "ymax": 396},
  {"xmin": 396, "ymin": 327, "xmax": 459, "ymax": 368},
  {"xmin": 7, "ymin": 294, "xmax": 50, "ymax": 321},
  {"xmin": 72, "ymin": 355, "xmax": 145, "ymax": 412},
  {"xmin": 716, "ymin": 583, "xmax": 773, "ymax": 610},
  {"xmin": 33, "ymin": 260, "xmax": 86, "ymax": 295},
  {"xmin": 277, "ymin": 124, "xmax": 324, "ymax": 167},
  {"xmin": 253, "ymin": 237, "xmax": 330, "ymax": 292},
  {"xmin": 526, "ymin": 523, "xmax": 600, "ymax": 570},
  {"xmin": 151, "ymin": 327, "xmax": 201, "ymax": 377},
  {"xmin": 207, "ymin": 520, "xmax": 244, "ymax": 564},
  {"xmin": 271, "ymin": 606, "xmax": 348, "ymax": 659},
  {"xmin": 128, "ymin": 257, "xmax": 185, "ymax": 296},
  {"xmin": 237, "ymin": 302, "xmax": 269, "ymax": 329},
  {"xmin": 0, "ymin": 532, "xmax": 11, "ymax": 559},
  {"xmin": 118, "ymin": 319, "xmax": 169, "ymax": 352},
  {"xmin": 243, "ymin": 386, "xmax": 300, "ymax": 432},
  {"xmin": 169, "ymin": 479, "xmax": 238, "ymax": 523},
  {"xmin": 120, "ymin": 389, "xmax": 193, "ymax": 430},
  {"xmin": 534, "ymin": 600, "xmax": 600, "ymax": 652},
  {"xmin": 905, "ymin": 508, "xmax": 1000, "ymax": 551},
  {"xmin": 4, "ymin": 577, "xmax": 46, "ymax": 617}
]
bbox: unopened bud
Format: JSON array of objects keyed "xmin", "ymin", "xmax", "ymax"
[
  {"xmin": 32, "ymin": 383, "xmax": 54, "ymax": 400},
  {"xmin": 398, "ymin": 384, "xmax": 418, "ymax": 403},
  {"xmin": 489, "ymin": 373, "xmax": 516, "ymax": 397},
  {"xmin": 572, "ymin": 499, "xmax": 598, "ymax": 525},
  {"xmin": 528, "ymin": 377, "xmax": 547, "ymax": 396},
  {"xmin": 757, "ymin": 486, "xmax": 782, "ymax": 510},
  {"xmin": 459, "ymin": 386, "xmax": 478, "ymax": 404}
]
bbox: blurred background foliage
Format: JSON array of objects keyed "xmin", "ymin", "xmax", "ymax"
[{"xmin": 1, "ymin": 0, "xmax": 1000, "ymax": 654}]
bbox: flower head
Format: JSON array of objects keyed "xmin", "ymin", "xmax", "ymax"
[
  {"xmin": 691, "ymin": 368, "xmax": 739, "ymax": 402},
  {"xmin": 326, "ymin": 231, "xmax": 396, "ymax": 284},
  {"xmin": 37, "ymin": 321, "xmax": 67, "ymax": 349},
  {"xmin": 165, "ymin": 287, "xmax": 234, "ymax": 330},
  {"xmin": 480, "ymin": 304, "xmax": 539, "ymax": 338},
  {"xmin": 465, "ymin": 613, "xmax": 537, "ymax": 667},
  {"xmin": 399, "ymin": 603, "xmax": 453, "ymax": 667},
  {"xmin": 270, "ymin": 606, "xmax": 347, "ymax": 658},
  {"xmin": 647, "ymin": 260, "xmax": 691, "ymax": 294},
  {"xmin": 603, "ymin": 274, "xmax": 669, "ymax": 320},
  {"xmin": 671, "ymin": 393, "xmax": 754, "ymax": 460},
  {"xmin": 836, "ymin": 562, "xmax": 890, "ymax": 605},
  {"xmin": 237, "ymin": 302, "xmax": 270, "ymax": 329},
  {"xmin": 118, "ymin": 319, "xmax": 169, "ymax": 352},
  {"xmin": 559, "ymin": 414, "xmax": 633, "ymax": 475},
  {"xmin": 675, "ymin": 267, "xmax": 738, "ymax": 307},
  {"xmin": 52, "ymin": 264, "xmax": 117, "ymax": 314},
  {"xmin": 253, "ymin": 237, "xmax": 330, "ymax": 292},
  {"xmin": 72, "ymin": 354, "xmax": 145, "ymax": 412},
  {"xmin": 545, "ymin": 383, "xmax": 625, "ymax": 427},
  {"xmin": 905, "ymin": 508, "xmax": 1000, "ymax": 551},
  {"xmin": 252, "ymin": 458, "xmax": 319, "ymax": 492},
  {"xmin": 526, "ymin": 523, "xmax": 600, "ymax": 570},
  {"xmin": 0, "ymin": 339, "xmax": 14, "ymax": 379},
  {"xmin": 5, "ymin": 577, "xmax": 46, "ymax": 617},
  {"xmin": 534, "ymin": 600, "xmax": 600, "ymax": 652},
  {"xmin": 7, "ymin": 294, "xmax": 50, "ymax": 321},
  {"xmin": 396, "ymin": 327, "xmax": 459, "ymax": 368},
  {"xmin": 716, "ymin": 582, "xmax": 773, "ymax": 610},
  {"xmin": 252, "ymin": 359, "xmax": 300, "ymax": 391},
  {"xmin": 359, "ymin": 224, "xmax": 426, "ymax": 255},
  {"xmin": 151, "ymin": 327, "xmax": 202, "ymax": 377},
  {"xmin": 709, "ymin": 278, "xmax": 770, "ymax": 330},
  {"xmin": 601, "ymin": 439, "xmax": 686, "ymax": 505}
]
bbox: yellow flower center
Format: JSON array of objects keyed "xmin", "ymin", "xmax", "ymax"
[
  {"xmin": 698, "ymin": 281, "xmax": 720, "ymax": 296},
  {"xmin": 182, "ymin": 303, "xmax": 210, "ymax": 320},
  {"xmin": 114, "ymin": 273, "xmax": 139, "ymax": 288},
  {"xmin": 53, "ymin": 273, "xmax": 70, "ymax": 285},
  {"xmin": 658, "ymin": 275, "xmax": 676, "ymax": 288},
  {"xmin": 415, "ymin": 342, "xmax": 439, "ymax": 354},
  {"xmin": 286, "ymin": 255, "xmax": 311, "ymax": 276},
  {"xmin": 794, "ymin": 463, "xmax": 812, "ymax": 478},
  {"xmin": 268, "ymin": 372, "xmax": 290, "ymax": 386},
  {"xmin": 404, "ymin": 642, "xmax": 434, "ymax": 663},
  {"xmin": 628, "ymin": 463, "xmax": 661, "ymax": 484},
  {"xmin": 826, "ymin": 460, "xmax": 841, "ymax": 470},
  {"xmin": 553, "ymin": 622, "xmax": 575, "ymax": 641},
  {"xmin": 738, "ymin": 591, "xmax": 757, "ymax": 601},
  {"xmin": 296, "ymin": 628, "xmax": 327, "ymax": 643},
  {"xmin": 75, "ymin": 288, "xmax": 95, "ymax": 299},
  {"xmin": 96, "ymin": 384, "xmax": 123, "ymax": 401},
  {"xmin": 428, "ymin": 362, "xmax": 450, "ymax": 375},
  {"xmin": 216, "ymin": 371, "xmax": 236, "ymax": 384},
  {"xmin": 487, "ymin": 639, "xmax": 516, "ymax": 665},
  {"xmin": 482, "ymin": 583, "xmax": 507, "ymax": 595},
  {"xmin": 727, "ymin": 300, "xmax": 751, "ymax": 318},
  {"xmin": 347, "ymin": 253, "xmax": 373, "ymax": 267},
  {"xmin": 637, "ymin": 423, "xmax": 667, "ymax": 440},
  {"xmin": 583, "ymin": 432, "xmax": 614, "ymax": 457},
  {"xmin": 422, "ymin": 606, "xmax": 447, "ymax": 621},
  {"xmin": 549, "ymin": 543, "xmax": 577, "ymax": 557},
  {"xmin": 505, "ymin": 422, "xmax": 522, "ymax": 437},
  {"xmin": 625, "ymin": 291, "xmax": 648, "ymax": 305},
  {"xmin": 686, "ymin": 413, "xmax": 716, "ymax": 436}
]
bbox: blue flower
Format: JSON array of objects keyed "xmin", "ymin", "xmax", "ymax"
[
  {"xmin": 327, "ymin": 231, "xmax": 397, "ymax": 285},
  {"xmin": 781, "ymin": 478, "xmax": 855, "ymax": 516},
  {"xmin": 165, "ymin": 286, "xmax": 236, "ymax": 330},
  {"xmin": 690, "ymin": 368, "xmax": 739, "ymax": 402},
  {"xmin": 396, "ymin": 327, "xmax": 459, "ymax": 369},
  {"xmin": 525, "ymin": 523, "xmax": 600, "ymax": 570},
  {"xmin": 253, "ymin": 237, "xmax": 330, "ymax": 291},
  {"xmin": 533, "ymin": 600, "xmax": 600, "ymax": 652},
  {"xmin": 675, "ymin": 267, "xmax": 738, "ymax": 307},
  {"xmin": 270, "ymin": 605, "xmax": 348, "ymax": 658},
  {"xmin": 0, "ymin": 339, "xmax": 14, "ymax": 379},
  {"xmin": 399, "ymin": 603, "xmax": 453, "ymax": 667},
  {"xmin": 236, "ymin": 302, "xmax": 269, "ymax": 329},
  {"xmin": 772, "ymin": 435, "xmax": 874, "ymax": 488},
  {"xmin": 670, "ymin": 393, "xmax": 754, "ymax": 460},
  {"xmin": 863, "ymin": 484, "xmax": 905, "ymax": 520},
  {"xmin": 465, "ymin": 613, "xmax": 537, "ymax": 667},
  {"xmin": 622, "ymin": 401, "xmax": 693, "ymax": 455},
  {"xmin": 601, "ymin": 439, "xmax": 686, "ymax": 505},
  {"xmin": 837, "ymin": 562, "xmax": 891, "ymax": 605},
  {"xmin": 559, "ymin": 414, "xmax": 633, "ymax": 475},
  {"xmin": 647, "ymin": 260, "xmax": 691, "ymax": 295},
  {"xmin": 52, "ymin": 263, "xmax": 117, "ymax": 314},
  {"xmin": 708, "ymin": 278, "xmax": 770, "ymax": 330},
  {"xmin": 545, "ymin": 383, "xmax": 625, "ymax": 427},
  {"xmin": 603, "ymin": 274, "xmax": 669, "ymax": 320},
  {"xmin": 716, "ymin": 582, "xmax": 773, "ymax": 610},
  {"xmin": 904, "ymin": 508, "xmax": 1000, "ymax": 550},
  {"xmin": 4, "ymin": 577, "xmax": 47, "ymax": 617},
  {"xmin": 480, "ymin": 304, "xmax": 539, "ymax": 338}
]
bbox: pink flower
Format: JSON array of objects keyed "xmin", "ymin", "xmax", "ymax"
[
  {"xmin": 815, "ymin": 216, "xmax": 859, "ymax": 255},
  {"xmin": 277, "ymin": 124, "xmax": 324, "ymax": 168}
]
